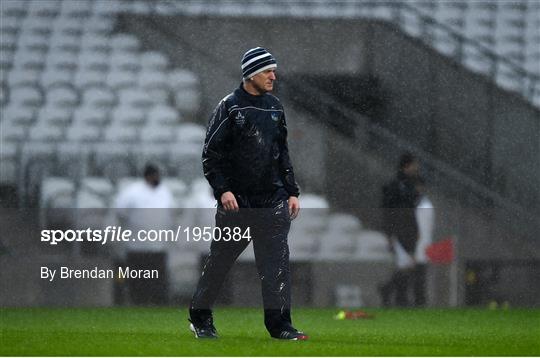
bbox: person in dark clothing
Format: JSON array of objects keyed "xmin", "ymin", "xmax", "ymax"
[
  {"xmin": 188, "ymin": 47, "xmax": 307, "ymax": 340},
  {"xmin": 379, "ymin": 152, "xmax": 421, "ymax": 307}
]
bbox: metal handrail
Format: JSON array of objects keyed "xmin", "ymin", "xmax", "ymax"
[{"xmin": 282, "ymin": 78, "xmax": 539, "ymax": 234}]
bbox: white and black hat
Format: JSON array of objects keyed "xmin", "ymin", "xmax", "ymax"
[{"xmin": 241, "ymin": 47, "xmax": 277, "ymax": 80}]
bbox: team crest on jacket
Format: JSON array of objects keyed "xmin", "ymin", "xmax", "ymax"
[
  {"xmin": 271, "ymin": 112, "xmax": 279, "ymax": 122},
  {"xmin": 235, "ymin": 111, "xmax": 245, "ymax": 124}
]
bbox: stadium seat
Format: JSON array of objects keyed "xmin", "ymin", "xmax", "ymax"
[
  {"xmin": 7, "ymin": 69, "xmax": 41, "ymax": 87},
  {"xmin": 28, "ymin": 124, "xmax": 64, "ymax": 142},
  {"xmin": 0, "ymin": 0, "xmax": 27, "ymax": 18},
  {"xmin": 24, "ymin": 16, "xmax": 54, "ymax": 35},
  {"xmin": 145, "ymin": 88, "xmax": 170, "ymax": 106},
  {"xmin": 52, "ymin": 17, "xmax": 84, "ymax": 36},
  {"xmin": 117, "ymin": 88, "xmax": 155, "ymax": 109},
  {"xmin": 169, "ymin": 69, "xmax": 199, "ymax": 90},
  {"xmin": 174, "ymin": 90, "xmax": 200, "ymax": 114},
  {"xmin": 168, "ymin": 251, "xmax": 200, "ymax": 297},
  {"xmin": 3, "ymin": 105, "xmax": 35, "ymax": 125},
  {"xmin": 40, "ymin": 177, "xmax": 76, "ymax": 209},
  {"xmin": 37, "ymin": 106, "xmax": 72, "ymax": 126},
  {"xmin": 0, "ymin": 123, "xmax": 27, "ymax": 142},
  {"xmin": 65, "ymin": 125, "xmax": 102, "ymax": 142},
  {"xmin": 18, "ymin": 32, "xmax": 50, "ymax": 50},
  {"xmin": 147, "ymin": 105, "xmax": 180, "ymax": 125},
  {"xmin": 82, "ymin": 87, "xmax": 116, "ymax": 109},
  {"xmin": 0, "ymin": 15, "xmax": 20, "ymax": 33},
  {"xmin": 354, "ymin": 230, "xmax": 392, "ymax": 261},
  {"xmin": 433, "ymin": 28, "xmax": 459, "ymax": 57},
  {"xmin": 177, "ymin": 123, "xmax": 206, "ymax": 144},
  {"xmin": 162, "ymin": 177, "xmax": 188, "ymax": 200},
  {"xmin": 106, "ymin": 71, "xmax": 138, "ymax": 90},
  {"xmin": 13, "ymin": 49, "xmax": 46, "ymax": 71},
  {"xmin": 56, "ymin": 141, "xmax": 93, "ymax": 178},
  {"xmin": 434, "ymin": 2, "xmax": 465, "ymax": 28},
  {"xmin": 80, "ymin": 33, "xmax": 111, "ymax": 53},
  {"xmin": 45, "ymin": 51, "xmax": 78, "ymax": 71},
  {"xmin": 84, "ymin": 15, "xmax": 115, "ymax": 35},
  {"xmin": 109, "ymin": 52, "xmax": 141, "ymax": 72},
  {"xmin": 116, "ymin": 177, "xmax": 139, "ymax": 194},
  {"xmin": 140, "ymin": 124, "xmax": 176, "ymax": 143},
  {"xmin": 92, "ymin": 0, "xmax": 124, "ymax": 17},
  {"xmin": 74, "ymin": 70, "xmax": 108, "ymax": 88},
  {"xmin": 104, "ymin": 124, "xmax": 139, "ymax": 142},
  {"xmin": 80, "ymin": 177, "xmax": 115, "ymax": 199},
  {"xmin": 75, "ymin": 190, "xmax": 108, "ymax": 209},
  {"xmin": 317, "ymin": 213, "xmax": 362, "ymax": 260},
  {"xmin": 27, "ymin": 0, "xmax": 60, "ymax": 17},
  {"xmin": 128, "ymin": 1, "xmax": 153, "ymax": 15},
  {"xmin": 139, "ymin": 51, "xmax": 169, "ymax": 71},
  {"xmin": 0, "ymin": 81, "xmax": 8, "ymax": 106},
  {"xmin": 0, "ymin": 49, "xmax": 14, "ymax": 70},
  {"xmin": 110, "ymin": 33, "xmax": 140, "ymax": 53},
  {"xmin": 19, "ymin": 142, "xmax": 57, "ymax": 204},
  {"xmin": 0, "ymin": 33, "xmax": 17, "ymax": 53},
  {"xmin": 110, "ymin": 106, "xmax": 146, "ymax": 126},
  {"xmin": 46, "ymin": 85, "xmax": 79, "ymax": 109},
  {"xmin": 73, "ymin": 106, "xmax": 109, "ymax": 126},
  {"xmin": 299, "ymin": 193, "xmax": 330, "ymax": 209},
  {"xmin": 497, "ymin": 70, "xmax": 523, "ymax": 92},
  {"xmin": 132, "ymin": 144, "xmax": 171, "ymax": 175},
  {"xmin": 78, "ymin": 51, "xmax": 109, "ymax": 72},
  {"xmin": 9, "ymin": 85, "xmax": 43, "ymax": 107},
  {"xmin": 463, "ymin": 46, "xmax": 491, "ymax": 75},
  {"xmin": 0, "ymin": 141, "xmax": 19, "ymax": 184},
  {"xmin": 138, "ymin": 69, "xmax": 169, "ymax": 90},
  {"xmin": 60, "ymin": 0, "xmax": 92, "ymax": 18},
  {"xmin": 49, "ymin": 32, "xmax": 81, "ymax": 53},
  {"xmin": 93, "ymin": 144, "xmax": 137, "ymax": 180},
  {"xmin": 154, "ymin": 1, "xmax": 177, "ymax": 15},
  {"xmin": 185, "ymin": 177, "xmax": 215, "ymax": 208},
  {"xmin": 168, "ymin": 143, "xmax": 202, "ymax": 183},
  {"xmin": 40, "ymin": 68, "xmax": 74, "ymax": 88}
]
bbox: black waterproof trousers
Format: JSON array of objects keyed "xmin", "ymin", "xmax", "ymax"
[{"xmin": 190, "ymin": 188, "xmax": 293, "ymax": 335}]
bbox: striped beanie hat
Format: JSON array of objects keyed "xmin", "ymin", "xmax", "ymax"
[{"xmin": 241, "ymin": 47, "xmax": 277, "ymax": 80}]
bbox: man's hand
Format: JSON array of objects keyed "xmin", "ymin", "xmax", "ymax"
[
  {"xmin": 288, "ymin": 196, "xmax": 300, "ymax": 220},
  {"xmin": 221, "ymin": 191, "xmax": 239, "ymax": 212}
]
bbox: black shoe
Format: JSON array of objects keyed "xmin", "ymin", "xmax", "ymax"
[
  {"xmin": 188, "ymin": 318, "xmax": 218, "ymax": 339},
  {"xmin": 271, "ymin": 327, "xmax": 309, "ymax": 340}
]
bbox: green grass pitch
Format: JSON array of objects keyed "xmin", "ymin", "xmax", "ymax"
[{"xmin": 1, "ymin": 307, "xmax": 539, "ymax": 356}]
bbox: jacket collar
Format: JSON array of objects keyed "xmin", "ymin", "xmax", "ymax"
[{"xmin": 237, "ymin": 82, "xmax": 266, "ymax": 103}]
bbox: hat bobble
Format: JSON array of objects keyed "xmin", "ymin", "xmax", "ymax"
[{"xmin": 241, "ymin": 47, "xmax": 277, "ymax": 80}]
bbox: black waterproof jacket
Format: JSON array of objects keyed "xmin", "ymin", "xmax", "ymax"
[{"xmin": 202, "ymin": 84, "xmax": 300, "ymax": 200}]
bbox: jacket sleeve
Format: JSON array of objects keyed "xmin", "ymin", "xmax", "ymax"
[
  {"xmin": 278, "ymin": 111, "xmax": 300, "ymax": 197},
  {"xmin": 202, "ymin": 100, "xmax": 232, "ymax": 200}
]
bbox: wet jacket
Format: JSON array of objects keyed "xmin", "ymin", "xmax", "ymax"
[
  {"xmin": 382, "ymin": 172, "xmax": 419, "ymax": 253},
  {"xmin": 202, "ymin": 84, "xmax": 300, "ymax": 200}
]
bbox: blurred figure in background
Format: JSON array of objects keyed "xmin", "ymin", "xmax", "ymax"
[
  {"xmin": 379, "ymin": 152, "xmax": 420, "ymax": 307},
  {"xmin": 113, "ymin": 163, "xmax": 174, "ymax": 305},
  {"xmin": 413, "ymin": 177, "xmax": 434, "ymax": 307}
]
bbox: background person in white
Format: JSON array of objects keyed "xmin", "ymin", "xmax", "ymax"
[
  {"xmin": 413, "ymin": 178, "xmax": 434, "ymax": 307},
  {"xmin": 113, "ymin": 164, "xmax": 174, "ymax": 305}
]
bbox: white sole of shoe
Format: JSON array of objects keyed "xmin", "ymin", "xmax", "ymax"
[{"xmin": 189, "ymin": 323, "xmax": 198, "ymax": 338}]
